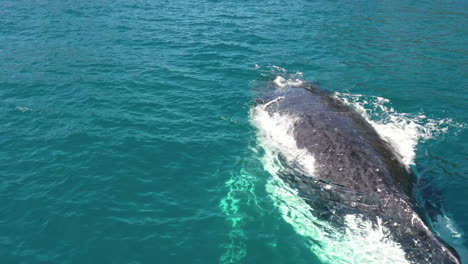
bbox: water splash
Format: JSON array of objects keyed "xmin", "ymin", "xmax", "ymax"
[
  {"xmin": 251, "ymin": 103, "xmax": 316, "ymax": 177},
  {"xmin": 333, "ymin": 92, "xmax": 464, "ymax": 166}
]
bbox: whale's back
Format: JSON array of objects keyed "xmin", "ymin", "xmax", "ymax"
[
  {"xmin": 261, "ymin": 83, "xmax": 461, "ymax": 264},
  {"xmin": 265, "ymin": 85, "xmax": 414, "ymax": 196}
]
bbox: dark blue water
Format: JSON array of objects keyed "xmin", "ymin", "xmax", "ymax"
[{"xmin": 1, "ymin": 0, "xmax": 466, "ymax": 263}]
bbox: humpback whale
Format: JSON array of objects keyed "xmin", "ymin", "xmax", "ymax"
[{"xmin": 256, "ymin": 80, "xmax": 461, "ymax": 264}]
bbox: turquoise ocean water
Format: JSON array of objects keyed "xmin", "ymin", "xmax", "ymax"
[{"xmin": 1, "ymin": 0, "xmax": 467, "ymax": 263}]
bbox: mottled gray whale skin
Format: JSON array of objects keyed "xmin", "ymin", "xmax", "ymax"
[{"xmin": 261, "ymin": 81, "xmax": 461, "ymax": 264}]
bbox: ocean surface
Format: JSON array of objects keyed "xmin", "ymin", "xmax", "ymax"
[{"xmin": 1, "ymin": 0, "xmax": 467, "ymax": 263}]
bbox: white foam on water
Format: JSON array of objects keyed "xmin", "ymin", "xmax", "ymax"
[
  {"xmin": 251, "ymin": 102, "xmax": 316, "ymax": 176},
  {"xmin": 251, "ymin": 102, "xmax": 410, "ymax": 264},
  {"xmin": 16, "ymin": 106, "xmax": 32, "ymax": 112},
  {"xmin": 434, "ymin": 214, "xmax": 463, "ymax": 240},
  {"xmin": 432, "ymin": 214, "xmax": 468, "ymax": 261},
  {"xmin": 333, "ymin": 92, "xmax": 463, "ymax": 166},
  {"xmin": 262, "ymin": 65, "xmax": 305, "ymax": 89},
  {"xmin": 274, "ymin": 76, "xmax": 304, "ymax": 88}
]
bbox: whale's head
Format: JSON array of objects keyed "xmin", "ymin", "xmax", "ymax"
[{"xmin": 253, "ymin": 77, "xmax": 330, "ymax": 107}]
